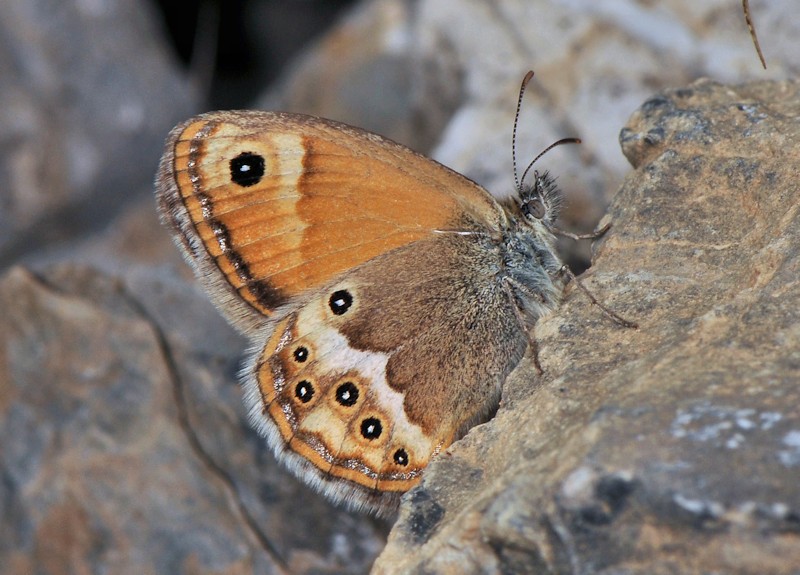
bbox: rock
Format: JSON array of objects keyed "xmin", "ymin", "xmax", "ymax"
[
  {"xmin": 0, "ymin": 0, "xmax": 197, "ymax": 265},
  {"xmin": 373, "ymin": 78, "xmax": 800, "ymax": 574},
  {"xmin": 263, "ymin": 0, "xmax": 799, "ymax": 245},
  {"xmin": 0, "ymin": 264, "xmax": 390, "ymax": 574},
  {"xmin": 258, "ymin": 0, "xmax": 423, "ymax": 152}
]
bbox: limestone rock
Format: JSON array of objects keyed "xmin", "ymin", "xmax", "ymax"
[
  {"xmin": 264, "ymin": 0, "xmax": 799, "ymax": 241},
  {"xmin": 373, "ymin": 78, "xmax": 800, "ymax": 574},
  {"xmin": 0, "ymin": 264, "xmax": 389, "ymax": 574},
  {"xmin": 0, "ymin": 0, "xmax": 197, "ymax": 264}
]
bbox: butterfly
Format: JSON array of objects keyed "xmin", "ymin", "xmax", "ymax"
[{"xmin": 155, "ymin": 71, "xmax": 634, "ymax": 516}]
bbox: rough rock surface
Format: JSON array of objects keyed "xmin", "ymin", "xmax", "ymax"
[
  {"xmin": 373, "ymin": 78, "xmax": 800, "ymax": 574},
  {"xmin": 0, "ymin": 0, "xmax": 197, "ymax": 266},
  {"xmin": 0, "ymin": 264, "xmax": 390, "ymax": 574}
]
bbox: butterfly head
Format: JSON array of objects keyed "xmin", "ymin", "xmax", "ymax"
[{"xmin": 513, "ymin": 169, "xmax": 563, "ymax": 229}]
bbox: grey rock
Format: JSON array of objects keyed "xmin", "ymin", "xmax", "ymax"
[
  {"xmin": 0, "ymin": 0, "xmax": 197, "ymax": 265},
  {"xmin": 374, "ymin": 78, "xmax": 800, "ymax": 574},
  {"xmin": 0, "ymin": 264, "xmax": 390, "ymax": 574},
  {"xmin": 264, "ymin": 0, "xmax": 799, "ymax": 233}
]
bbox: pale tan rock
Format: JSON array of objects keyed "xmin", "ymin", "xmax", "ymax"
[
  {"xmin": 373, "ymin": 78, "xmax": 800, "ymax": 574},
  {"xmin": 265, "ymin": 0, "xmax": 799, "ymax": 241}
]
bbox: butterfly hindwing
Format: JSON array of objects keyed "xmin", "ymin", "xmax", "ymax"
[{"xmin": 244, "ymin": 233, "xmax": 529, "ymax": 512}]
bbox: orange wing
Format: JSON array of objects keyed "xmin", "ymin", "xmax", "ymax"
[{"xmin": 156, "ymin": 111, "xmax": 505, "ymax": 331}]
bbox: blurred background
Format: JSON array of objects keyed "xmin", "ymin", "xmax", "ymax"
[
  {"xmin": 157, "ymin": 0, "xmax": 357, "ymax": 108},
  {"xmin": 0, "ymin": 0, "xmax": 796, "ymax": 573}
]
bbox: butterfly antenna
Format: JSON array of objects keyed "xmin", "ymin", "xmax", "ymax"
[
  {"xmin": 518, "ymin": 137, "xmax": 581, "ymax": 190},
  {"xmin": 513, "ymin": 71, "xmax": 535, "ymax": 192}
]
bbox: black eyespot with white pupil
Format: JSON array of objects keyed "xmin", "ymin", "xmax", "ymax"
[
  {"xmin": 230, "ymin": 152, "xmax": 265, "ymax": 187},
  {"xmin": 329, "ymin": 289, "xmax": 353, "ymax": 315},
  {"xmin": 335, "ymin": 382, "xmax": 359, "ymax": 407},
  {"xmin": 393, "ymin": 448, "xmax": 409, "ymax": 466},
  {"xmin": 360, "ymin": 417, "xmax": 382, "ymax": 440},
  {"xmin": 293, "ymin": 346, "xmax": 309, "ymax": 363},
  {"xmin": 295, "ymin": 380, "xmax": 314, "ymax": 403}
]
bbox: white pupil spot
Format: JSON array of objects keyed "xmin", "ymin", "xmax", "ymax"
[
  {"xmin": 239, "ymin": 164, "xmax": 251, "ymax": 172},
  {"xmin": 334, "ymin": 298, "xmax": 345, "ymax": 307},
  {"xmin": 366, "ymin": 424, "xmax": 375, "ymax": 433},
  {"xmin": 341, "ymin": 391, "xmax": 351, "ymax": 400}
]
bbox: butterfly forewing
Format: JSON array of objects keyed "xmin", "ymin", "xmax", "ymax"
[{"xmin": 157, "ymin": 111, "xmax": 504, "ymax": 330}]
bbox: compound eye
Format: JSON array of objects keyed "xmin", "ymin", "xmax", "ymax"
[{"xmin": 524, "ymin": 197, "xmax": 546, "ymax": 220}]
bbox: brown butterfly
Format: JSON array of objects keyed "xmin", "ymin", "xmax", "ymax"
[{"xmin": 155, "ymin": 71, "xmax": 633, "ymax": 515}]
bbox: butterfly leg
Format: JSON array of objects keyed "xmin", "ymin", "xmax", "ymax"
[
  {"xmin": 557, "ymin": 265, "xmax": 638, "ymax": 328},
  {"xmin": 501, "ymin": 277, "xmax": 545, "ymax": 374},
  {"xmin": 549, "ymin": 222, "xmax": 611, "ymax": 242}
]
